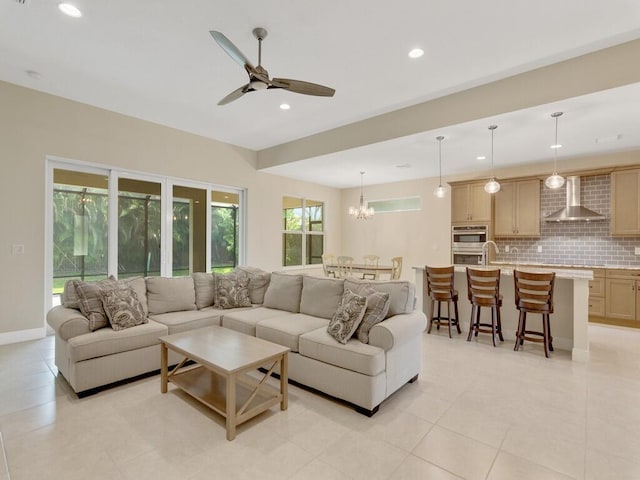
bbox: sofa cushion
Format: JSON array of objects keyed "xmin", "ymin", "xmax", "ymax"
[
  {"xmin": 101, "ymin": 286, "xmax": 147, "ymax": 331},
  {"xmin": 263, "ymin": 273, "xmax": 303, "ymax": 313},
  {"xmin": 149, "ymin": 308, "xmax": 223, "ymax": 335},
  {"xmin": 354, "ymin": 289, "xmax": 391, "ymax": 344},
  {"xmin": 299, "ymin": 328, "xmax": 385, "ymax": 376},
  {"xmin": 345, "ymin": 279, "xmax": 415, "ymax": 317},
  {"xmin": 255, "ymin": 314, "xmax": 329, "ymax": 352},
  {"xmin": 214, "ymin": 271, "xmax": 251, "ymax": 309},
  {"xmin": 222, "ymin": 307, "xmax": 293, "ymax": 336},
  {"xmin": 62, "ymin": 279, "xmax": 80, "ymax": 309},
  {"xmin": 192, "ymin": 272, "xmax": 215, "ymax": 309},
  {"xmin": 67, "ymin": 319, "xmax": 168, "ymax": 362},
  {"xmin": 74, "ymin": 277, "xmax": 118, "ymax": 331},
  {"xmin": 327, "ymin": 289, "xmax": 367, "ymax": 344},
  {"xmin": 234, "ymin": 266, "xmax": 271, "ymax": 304},
  {"xmin": 300, "ymin": 276, "xmax": 344, "ymax": 319},
  {"xmin": 146, "ymin": 276, "xmax": 197, "ymax": 314}
]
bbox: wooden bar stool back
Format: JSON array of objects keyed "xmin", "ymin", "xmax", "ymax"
[
  {"xmin": 466, "ymin": 268, "xmax": 504, "ymax": 346},
  {"xmin": 425, "ymin": 266, "xmax": 461, "ymax": 338},
  {"xmin": 513, "ymin": 270, "xmax": 556, "ymax": 358}
]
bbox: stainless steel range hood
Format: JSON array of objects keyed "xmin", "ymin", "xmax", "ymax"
[{"xmin": 544, "ymin": 176, "xmax": 606, "ymax": 222}]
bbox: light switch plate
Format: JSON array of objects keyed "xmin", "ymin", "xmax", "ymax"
[
  {"xmin": 537, "ymin": 245, "xmax": 543, "ymax": 253},
  {"xmin": 635, "ymin": 247, "xmax": 640, "ymax": 255}
]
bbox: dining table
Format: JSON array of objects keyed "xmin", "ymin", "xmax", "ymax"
[{"xmin": 326, "ymin": 263, "xmax": 393, "ymax": 279}]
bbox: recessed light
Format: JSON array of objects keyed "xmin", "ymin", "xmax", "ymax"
[
  {"xmin": 408, "ymin": 48, "xmax": 424, "ymax": 59},
  {"xmin": 58, "ymin": 3, "xmax": 82, "ymax": 18},
  {"xmin": 279, "ymin": 103, "xmax": 291, "ymax": 110},
  {"xmin": 476, "ymin": 155, "xmax": 486, "ymax": 161}
]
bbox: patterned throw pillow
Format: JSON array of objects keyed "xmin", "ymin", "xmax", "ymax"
[
  {"xmin": 74, "ymin": 277, "xmax": 118, "ymax": 330},
  {"xmin": 354, "ymin": 289, "xmax": 391, "ymax": 344},
  {"xmin": 215, "ymin": 272, "xmax": 251, "ymax": 309},
  {"xmin": 327, "ymin": 289, "xmax": 368, "ymax": 344},
  {"xmin": 100, "ymin": 286, "xmax": 147, "ymax": 331}
]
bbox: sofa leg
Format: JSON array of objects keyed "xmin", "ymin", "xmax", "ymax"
[
  {"xmin": 355, "ymin": 405, "xmax": 379, "ymax": 417},
  {"xmin": 408, "ymin": 374, "xmax": 419, "ymax": 383}
]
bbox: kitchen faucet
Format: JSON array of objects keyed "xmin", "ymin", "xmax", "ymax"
[{"xmin": 481, "ymin": 240, "xmax": 499, "ymax": 267}]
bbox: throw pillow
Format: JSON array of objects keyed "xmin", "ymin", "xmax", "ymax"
[
  {"xmin": 74, "ymin": 277, "xmax": 118, "ymax": 331},
  {"xmin": 100, "ymin": 286, "xmax": 147, "ymax": 331},
  {"xmin": 61, "ymin": 279, "xmax": 80, "ymax": 309},
  {"xmin": 355, "ymin": 289, "xmax": 391, "ymax": 343},
  {"xmin": 215, "ymin": 271, "xmax": 251, "ymax": 309},
  {"xmin": 234, "ymin": 266, "xmax": 271, "ymax": 304},
  {"xmin": 327, "ymin": 289, "xmax": 367, "ymax": 344}
]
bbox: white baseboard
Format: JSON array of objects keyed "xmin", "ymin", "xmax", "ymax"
[{"xmin": 0, "ymin": 327, "xmax": 46, "ymax": 346}]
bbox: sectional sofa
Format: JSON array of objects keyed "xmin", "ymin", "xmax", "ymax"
[{"xmin": 47, "ymin": 268, "xmax": 427, "ymax": 415}]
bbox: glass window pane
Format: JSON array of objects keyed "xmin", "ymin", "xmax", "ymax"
[
  {"xmin": 211, "ymin": 190, "xmax": 239, "ymax": 272},
  {"xmin": 52, "ymin": 169, "xmax": 109, "ymax": 294},
  {"xmin": 367, "ymin": 196, "xmax": 421, "ymax": 213},
  {"xmin": 283, "ymin": 233, "xmax": 302, "ymax": 266},
  {"xmin": 283, "ymin": 196, "xmax": 303, "ymax": 231},
  {"xmin": 306, "ymin": 199, "xmax": 324, "ymax": 231},
  {"xmin": 173, "ymin": 185, "xmax": 207, "ymax": 276},
  {"xmin": 118, "ymin": 178, "xmax": 161, "ymax": 279},
  {"xmin": 307, "ymin": 234, "xmax": 324, "ymax": 265}
]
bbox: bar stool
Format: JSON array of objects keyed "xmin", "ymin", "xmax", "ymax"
[
  {"xmin": 425, "ymin": 266, "xmax": 460, "ymax": 338},
  {"xmin": 513, "ymin": 270, "xmax": 556, "ymax": 358},
  {"xmin": 466, "ymin": 267, "xmax": 504, "ymax": 346}
]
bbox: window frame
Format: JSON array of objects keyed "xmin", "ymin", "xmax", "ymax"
[{"xmin": 282, "ymin": 196, "xmax": 325, "ymax": 268}]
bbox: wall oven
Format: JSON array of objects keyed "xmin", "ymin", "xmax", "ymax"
[{"xmin": 452, "ymin": 225, "xmax": 489, "ymax": 265}]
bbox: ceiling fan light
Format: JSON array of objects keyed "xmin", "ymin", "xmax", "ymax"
[
  {"xmin": 434, "ymin": 185, "xmax": 447, "ymax": 198},
  {"xmin": 249, "ymin": 79, "xmax": 268, "ymax": 90},
  {"xmin": 484, "ymin": 178, "xmax": 501, "ymax": 194},
  {"xmin": 545, "ymin": 173, "xmax": 565, "ymax": 189},
  {"xmin": 58, "ymin": 2, "xmax": 82, "ymax": 17}
]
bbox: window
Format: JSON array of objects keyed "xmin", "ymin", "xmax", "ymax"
[
  {"xmin": 282, "ymin": 196, "xmax": 324, "ymax": 267},
  {"xmin": 211, "ymin": 190, "xmax": 239, "ymax": 273},
  {"xmin": 367, "ymin": 196, "xmax": 421, "ymax": 213}
]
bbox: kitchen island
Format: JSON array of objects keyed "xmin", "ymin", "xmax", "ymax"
[{"xmin": 413, "ymin": 265, "xmax": 592, "ymax": 362}]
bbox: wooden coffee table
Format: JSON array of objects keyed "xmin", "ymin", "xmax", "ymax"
[{"xmin": 160, "ymin": 326, "xmax": 289, "ymax": 440}]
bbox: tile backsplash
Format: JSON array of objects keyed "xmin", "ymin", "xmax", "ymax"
[{"xmin": 494, "ymin": 174, "xmax": 640, "ymax": 267}]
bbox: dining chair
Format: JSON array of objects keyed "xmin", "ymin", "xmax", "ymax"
[
  {"xmin": 321, "ymin": 253, "xmax": 335, "ymax": 277},
  {"xmin": 336, "ymin": 255, "xmax": 354, "ymax": 278},
  {"xmin": 362, "ymin": 254, "xmax": 380, "ymax": 280},
  {"xmin": 425, "ymin": 266, "xmax": 460, "ymax": 338},
  {"xmin": 466, "ymin": 267, "xmax": 503, "ymax": 346},
  {"xmin": 390, "ymin": 256, "xmax": 403, "ymax": 280},
  {"xmin": 513, "ymin": 270, "xmax": 556, "ymax": 358}
]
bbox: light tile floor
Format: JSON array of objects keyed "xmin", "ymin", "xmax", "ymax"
[{"xmin": 1, "ymin": 324, "xmax": 640, "ymax": 479}]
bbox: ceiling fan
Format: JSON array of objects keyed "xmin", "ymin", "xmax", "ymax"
[{"xmin": 209, "ymin": 28, "xmax": 336, "ymax": 106}]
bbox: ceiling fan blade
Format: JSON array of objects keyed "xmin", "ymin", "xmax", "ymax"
[
  {"xmin": 271, "ymin": 78, "xmax": 335, "ymax": 97},
  {"xmin": 209, "ymin": 31, "xmax": 255, "ymax": 73},
  {"xmin": 218, "ymin": 84, "xmax": 252, "ymax": 106}
]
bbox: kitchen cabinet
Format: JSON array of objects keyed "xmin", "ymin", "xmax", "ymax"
[
  {"xmin": 605, "ymin": 269, "xmax": 640, "ymax": 321},
  {"xmin": 451, "ymin": 182, "xmax": 492, "ymax": 224},
  {"xmin": 611, "ymin": 169, "xmax": 640, "ymax": 235},
  {"xmin": 588, "ymin": 269, "xmax": 605, "ymax": 317},
  {"xmin": 493, "ymin": 179, "xmax": 540, "ymax": 237}
]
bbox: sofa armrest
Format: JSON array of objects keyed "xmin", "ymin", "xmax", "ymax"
[
  {"xmin": 368, "ymin": 310, "xmax": 427, "ymax": 351},
  {"xmin": 46, "ymin": 305, "xmax": 91, "ymax": 341}
]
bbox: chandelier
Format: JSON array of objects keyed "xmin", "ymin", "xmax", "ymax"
[{"xmin": 349, "ymin": 172, "xmax": 375, "ymax": 219}]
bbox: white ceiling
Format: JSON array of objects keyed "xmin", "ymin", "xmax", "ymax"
[{"xmin": 2, "ymin": 0, "xmax": 640, "ymax": 188}]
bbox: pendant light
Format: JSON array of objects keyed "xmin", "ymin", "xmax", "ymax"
[
  {"xmin": 348, "ymin": 172, "xmax": 375, "ymax": 219},
  {"xmin": 433, "ymin": 135, "xmax": 447, "ymax": 198},
  {"xmin": 484, "ymin": 125, "xmax": 500, "ymax": 194},
  {"xmin": 545, "ymin": 111, "xmax": 565, "ymax": 189}
]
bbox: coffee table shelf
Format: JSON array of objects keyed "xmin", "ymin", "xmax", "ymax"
[{"xmin": 160, "ymin": 326, "xmax": 289, "ymax": 440}]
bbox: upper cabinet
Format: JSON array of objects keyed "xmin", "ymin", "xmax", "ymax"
[
  {"xmin": 451, "ymin": 182, "xmax": 492, "ymax": 224},
  {"xmin": 494, "ymin": 179, "xmax": 540, "ymax": 237},
  {"xmin": 611, "ymin": 169, "xmax": 640, "ymax": 235}
]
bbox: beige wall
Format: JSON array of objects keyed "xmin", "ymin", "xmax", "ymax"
[{"xmin": 0, "ymin": 81, "xmax": 341, "ymax": 341}]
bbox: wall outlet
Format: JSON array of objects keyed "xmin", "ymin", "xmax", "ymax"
[
  {"xmin": 12, "ymin": 244, "xmax": 24, "ymax": 255},
  {"xmin": 537, "ymin": 245, "xmax": 543, "ymax": 253},
  {"xmin": 505, "ymin": 245, "xmax": 510, "ymax": 253},
  {"xmin": 635, "ymin": 247, "xmax": 640, "ymax": 255}
]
